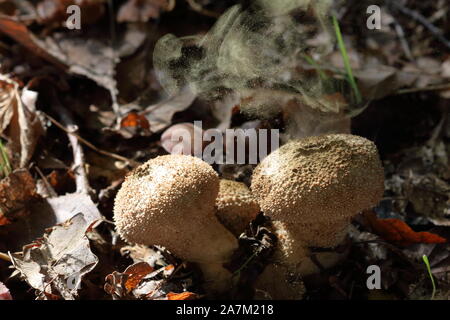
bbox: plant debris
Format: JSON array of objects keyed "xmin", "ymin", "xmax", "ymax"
[{"xmin": 9, "ymin": 213, "xmax": 100, "ymax": 300}]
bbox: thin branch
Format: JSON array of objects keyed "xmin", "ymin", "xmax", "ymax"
[
  {"xmin": 388, "ymin": 0, "xmax": 450, "ymax": 50},
  {"xmin": 0, "ymin": 252, "xmax": 11, "ymax": 262},
  {"xmin": 393, "ymin": 20, "xmax": 413, "ymax": 61},
  {"xmin": 396, "ymin": 82, "xmax": 450, "ymax": 94},
  {"xmin": 42, "ymin": 112, "xmax": 140, "ymax": 168}
]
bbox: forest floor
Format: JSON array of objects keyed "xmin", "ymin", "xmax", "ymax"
[{"xmin": 0, "ymin": 0, "xmax": 449, "ymax": 300}]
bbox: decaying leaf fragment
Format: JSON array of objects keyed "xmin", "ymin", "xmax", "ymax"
[
  {"xmin": 166, "ymin": 291, "xmax": 199, "ymax": 300},
  {"xmin": 0, "ymin": 169, "xmax": 38, "ymax": 225},
  {"xmin": 0, "ymin": 75, "xmax": 43, "ymax": 168},
  {"xmin": 105, "ymin": 246, "xmax": 200, "ymax": 300},
  {"xmin": 10, "ymin": 213, "xmax": 100, "ymax": 300}
]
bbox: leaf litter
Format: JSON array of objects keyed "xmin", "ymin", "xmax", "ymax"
[{"xmin": 0, "ymin": 0, "xmax": 449, "ymax": 300}]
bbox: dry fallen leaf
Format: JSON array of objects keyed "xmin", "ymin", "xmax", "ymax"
[
  {"xmin": 0, "ymin": 17, "xmax": 148, "ymax": 116},
  {"xmin": 105, "ymin": 246, "xmax": 199, "ymax": 300},
  {"xmin": 0, "ymin": 75, "xmax": 44, "ymax": 168},
  {"xmin": 0, "ymin": 192, "xmax": 102, "ymax": 253},
  {"xmin": 0, "ymin": 76, "xmax": 15, "ymax": 133},
  {"xmin": 140, "ymin": 86, "xmax": 196, "ymax": 133},
  {"xmin": 10, "ymin": 213, "xmax": 100, "ymax": 300},
  {"xmin": 0, "ymin": 16, "xmax": 67, "ymax": 69},
  {"xmin": 42, "ymin": 32, "xmax": 119, "ymax": 109},
  {"xmin": 124, "ymin": 262, "xmax": 154, "ymax": 292},
  {"xmin": 41, "ymin": 193, "xmax": 103, "ymax": 224},
  {"xmin": 365, "ymin": 211, "xmax": 447, "ymax": 246}
]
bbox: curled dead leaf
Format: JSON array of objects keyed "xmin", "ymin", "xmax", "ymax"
[{"xmin": 365, "ymin": 211, "xmax": 447, "ymax": 246}]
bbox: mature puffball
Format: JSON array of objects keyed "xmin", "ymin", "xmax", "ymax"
[
  {"xmin": 114, "ymin": 155, "xmax": 238, "ymax": 294},
  {"xmin": 251, "ymin": 134, "xmax": 384, "ymax": 299},
  {"xmin": 215, "ymin": 179, "xmax": 260, "ymax": 236},
  {"xmin": 251, "ymin": 133, "xmax": 384, "ymax": 248}
]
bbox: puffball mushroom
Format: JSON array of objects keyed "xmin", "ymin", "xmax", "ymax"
[
  {"xmin": 251, "ymin": 134, "xmax": 384, "ymax": 298},
  {"xmin": 113, "ymin": 154, "xmax": 238, "ymax": 294},
  {"xmin": 215, "ymin": 179, "xmax": 260, "ymax": 237},
  {"xmin": 252, "ymin": 133, "xmax": 384, "ymax": 248}
]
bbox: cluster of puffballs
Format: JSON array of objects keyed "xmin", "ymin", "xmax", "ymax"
[{"xmin": 113, "ymin": 133, "xmax": 384, "ymax": 299}]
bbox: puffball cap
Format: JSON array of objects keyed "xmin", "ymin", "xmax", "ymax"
[
  {"xmin": 251, "ymin": 134, "xmax": 384, "ymax": 224},
  {"xmin": 114, "ymin": 154, "xmax": 237, "ymax": 262},
  {"xmin": 215, "ymin": 179, "xmax": 260, "ymax": 236}
]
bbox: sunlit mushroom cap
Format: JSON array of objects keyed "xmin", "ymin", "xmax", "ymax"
[{"xmin": 251, "ymin": 134, "xmax": 384, "ymax": 246}]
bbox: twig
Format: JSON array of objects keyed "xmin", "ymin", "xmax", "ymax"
[
  {"xmin": 393, "ymin": 20, "xmax": 414, "ymax": 61},
  {"xmin": 388, "ymin": 1, "xmax": 450, "ymax": 50},
  {"xmin": 396, "ymin": 82, "xmax": 450, "ymax": 94},
  {"xmin": 42, "ymin": 112, "xmax": 140, "ymax": 168},
  {"xmin": 0, "ymin": 251, "xmax": 11, "ymax": 262}
]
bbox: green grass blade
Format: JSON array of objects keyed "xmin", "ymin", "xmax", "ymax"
[
  {"xmin": 422, "ymin": 255, "xmax": 436, "ymax": 300},
  {"xmin": 332, "ymin": 15, "xmax": 362, "ymax": 104}
]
